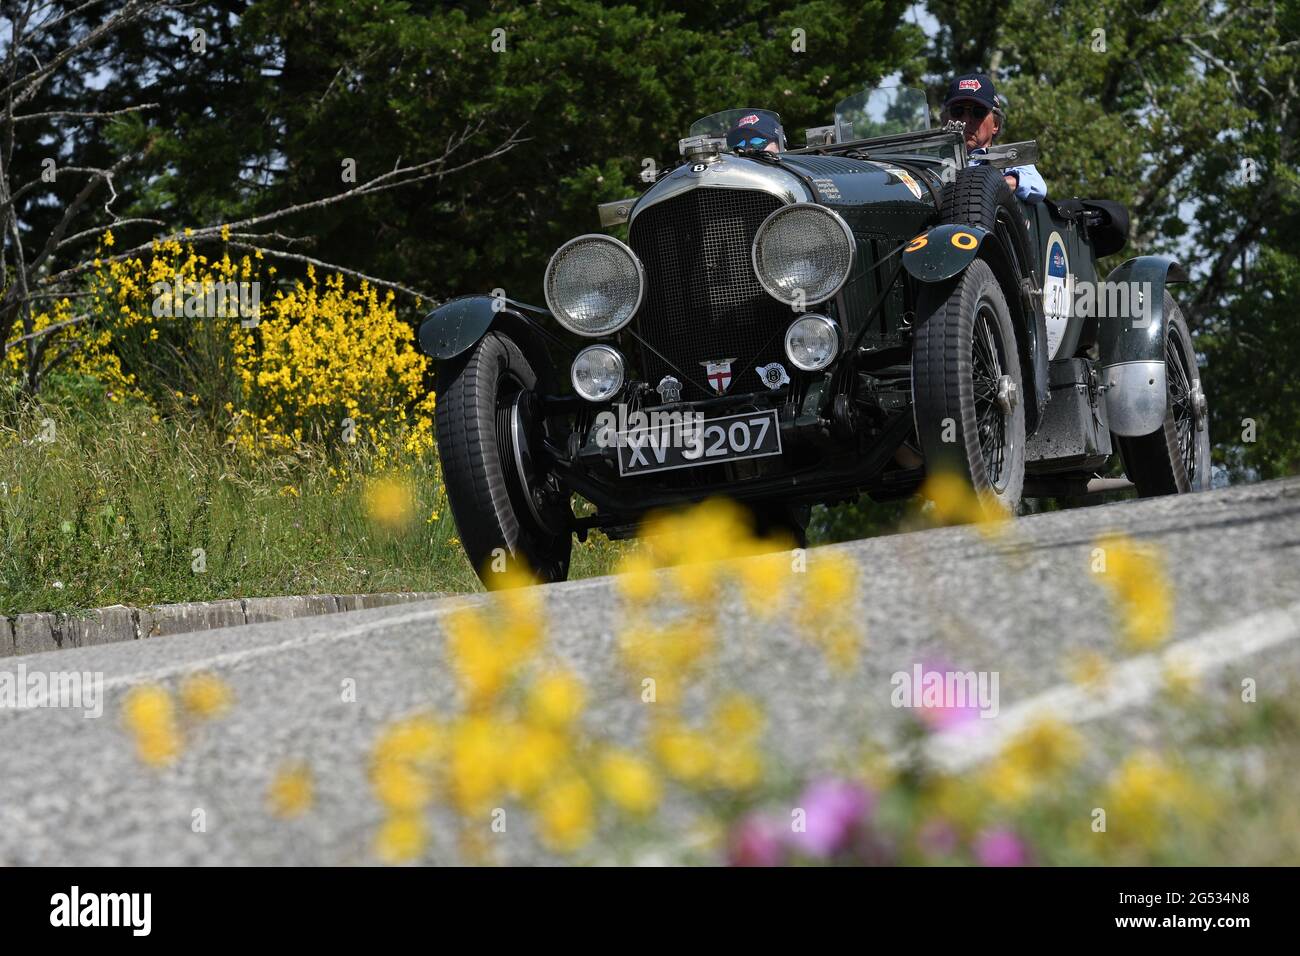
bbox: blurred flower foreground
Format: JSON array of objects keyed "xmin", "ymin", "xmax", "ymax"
[{"xmin": 116, "ymin": 489, "xmax": 1297, "ymax": 866}]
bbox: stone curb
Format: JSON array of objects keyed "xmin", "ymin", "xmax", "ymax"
[{"xmin": 0, "ymin": 592, "xmax": 444, "ymax": 657}]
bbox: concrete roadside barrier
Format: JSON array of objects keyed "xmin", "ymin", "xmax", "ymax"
[
  {"xmin": 241, "ymin": 594, "xmax": 339, "ymax": 624},
  {"xmin": 137, "ymin": 599, "xmax": 249, "ymax": 639},
  {"xmin": 58, "ymin": 604, "xmax": 138, "ymax": 649},
  {"xmin": 13, "ymin": 613, "xmax": 61, "ymax": 656},
  {"xmin": 1, "ymin": 591, "xmax": 444, "ymax": 657}
]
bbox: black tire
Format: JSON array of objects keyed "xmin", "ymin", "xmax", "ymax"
[
  {"xmin": 940, "ymin": 165, "xmax": 1034, "ymax": 273},
  {"xmin": 435, "ymin": 331, "xmax": 571, "ymax": 584},
  {"xmin": 1115, "ymin": 297, "xmax": 1211, "ymax": 495},
  {"xmin": 913, "ymin": 257, "xmax": 1027, "ymax": 512}
]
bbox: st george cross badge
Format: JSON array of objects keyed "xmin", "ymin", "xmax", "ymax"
[{"xmin": 700, "ymin": 358, "xmax": 735, "ymax": 395}]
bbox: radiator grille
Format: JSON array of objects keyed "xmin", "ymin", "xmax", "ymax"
[{"xmin": 629, "ymin": 187, "xmax": 792, "ymax": 400}]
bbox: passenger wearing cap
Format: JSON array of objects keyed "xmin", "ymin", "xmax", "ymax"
[
  {"xmin": 942, "ymin": 72, "xmax": 1046, "ymax": 203},
  {"xmin": 725, "ymin": 112, "xmax": 784, "ymax": 153}
]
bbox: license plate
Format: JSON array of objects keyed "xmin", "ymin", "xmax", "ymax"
[{"xmin": 617, "ymin": 409, "xmax": 783, "ymax": 476}]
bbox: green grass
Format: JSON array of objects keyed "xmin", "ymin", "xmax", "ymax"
[
  {"xmin": 0, "ymin": 371, "xmax": 905, "ymax": 618},
  {"xmin": 0, "ymin": 382, "xmax": 626, "ymax": 616}
]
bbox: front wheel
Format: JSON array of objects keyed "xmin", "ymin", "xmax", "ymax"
[
  {"xmin": 1115, "ymin": 297, "xmax": 1211, "ymax": 495},
  {"xmin": 912, "ymin": 257, "xmax": 1027, "ymax": 513},
  {"xmin": 435, "ymin": 331, "xmax": 572, "ymax": 584}
]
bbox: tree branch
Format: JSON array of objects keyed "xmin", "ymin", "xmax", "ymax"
[
  {"xmin": 224, "ymin": 242, "xmax": 434, "ymax": 302},
  {"xmin": 13, "ymin": 102, "xmax": 159, "ymax": 122},
  {"xmin": 1, "ymin": 311, "xmax": 91, "ymax": 354}
]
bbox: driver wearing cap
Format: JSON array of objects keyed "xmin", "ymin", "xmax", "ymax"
[
  {"xmin": 725, "ymin": 112, "xmax": 785, "ymax": 153},
  {"xmin": 943, "ymin": 72, "xmax": 1046, "ymax": 203}
]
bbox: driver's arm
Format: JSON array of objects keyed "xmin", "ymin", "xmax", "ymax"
[{"xmin": 1005, "ymin": 164, "xmax": 1047, "ymax": 203}]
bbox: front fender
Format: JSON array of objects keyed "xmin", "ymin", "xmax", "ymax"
[
  {"xmin": 901, "ymin": 224, "xmax": 990, "ymax": 282},
  {"xmin": 418, "ymin": 294, "xmax": 515, "ymax": 360},
  {"xmin": 418, "ymin": 294, "xmax": 565, "ymax": 393},
  {"xmin": 1098, "ymin": 255, "xmax": 1188, "ymax": 436}
]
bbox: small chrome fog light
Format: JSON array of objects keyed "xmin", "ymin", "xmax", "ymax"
[
  {"xmin": 784, "ymin": 315, "xmax": 840, "ymax": 371},
  {"xmin": 571, "ymin": 344, "xmax": 625, "ymax": 401}
]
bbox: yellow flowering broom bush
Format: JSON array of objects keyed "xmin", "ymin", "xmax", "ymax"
[
  {"xmin": 232, "ymin": 264, "xmax": 435, "ymax": 459},
  {"xmin": 4, "ymin": 229, "xmax": 436, "ymax": 462}
]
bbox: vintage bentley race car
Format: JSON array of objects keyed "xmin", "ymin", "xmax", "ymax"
[{"xmin": 420, "ymin": 84, "xmax": 1211, "ymax": 583}]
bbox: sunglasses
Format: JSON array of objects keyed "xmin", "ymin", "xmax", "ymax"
[
  {"xmin": 948, "ymin": 103, "xmax": 990, "ymax": 121},
  {"xmin": 727, "ymin": 133, "xmax": 772, "ymax": 150}
]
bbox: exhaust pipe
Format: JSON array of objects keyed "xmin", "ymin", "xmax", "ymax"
[
  {"xmin": 1024, "ymin": 476, "xmax": 1136, "ymax": 497},
  {"xmin": 1085, "ymin": 477, "xmax": 1135, "ymax": 494}
]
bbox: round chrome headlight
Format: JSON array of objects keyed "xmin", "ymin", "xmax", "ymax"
[
  {"xmin": 571, "ymin": 344, "xmax": 625, "ymax": 402},
  {"xmin": 752, "ymin": 204, "xmax": 855, "ymax": 306},
  {"xmin": 784, "ymin": 315, "xmax": 840, "ymax": 371},
  {"xmin": 544, "ymin": 235, "xmax": 645, "ymax": 336}
]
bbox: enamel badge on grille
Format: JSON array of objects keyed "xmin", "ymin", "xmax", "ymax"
[
  {"xmin": 656, "ymin": 376, "xmax": 682, "ymax": 403},
  {"xmin": 756, "ymin": 362, "xmax": 790, "ymax": 389},
  {"xmin": 701, "ymin": 358, "xmax": 735, "ymax": 395}
]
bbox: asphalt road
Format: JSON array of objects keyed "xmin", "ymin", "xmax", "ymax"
[{"xmin": 3, "ymin": 477, "xmax": 1300, "ymax": 865}]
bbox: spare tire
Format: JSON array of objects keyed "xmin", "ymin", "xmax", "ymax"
[{"xmin": 939, "ymin": 164, "xmax": 1034, "ymax": 276}]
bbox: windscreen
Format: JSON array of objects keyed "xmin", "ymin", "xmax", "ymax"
[
  {"xmin": 833, "ymin": 86, "xmax": 930, "ymax": 142},
  {"xmin": 688, "ymin": 108, "xmax": 785, "ymax": 150}
]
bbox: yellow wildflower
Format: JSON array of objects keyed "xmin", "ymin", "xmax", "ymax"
[
  {"xmin": 371, "ymin": 759, "xmax": 435, "ymax": 813},
  {"xmin": 178, "ymin": 673, "xmax": 234, "ymax": 720},
  {"xmin": 535, "ymin": 775, "xmax": 595, "ymax": 852},
  {"xmin": 710, "ymin": 692, "xmax": 764, "ymax": 740},
  {"xmin": 448, "ymin": 716, "xmax": 506, "ymax": 814},
  {"xmin": 736, "ymin": 551, "xmax": 788, "ymax": 617},
  {"xmin": 598, "ymin": 749, "xmax": 662, "ymax": 816},
  {"xmin": 527, "ymin": 669, "xmax": 586, "ymax": 729},
  {"xmin": 364, "ymin": 474, "xmax": 415, "ymax": 530},
  {"xmin": 501, "ymin": 724, "xmax": 567, "ymax": 800},
  {"xmin": 268, "ymin": 761, "xmax": 314, "ymax": 818},
  {"xmin": 1093, "ymin": 534, "xmax": 1173, "ymax": 650},
  {"xmin": 650, "ymin": 721, "xmax": 714, "ymax": 785},
  {"xmin": 1001, "ymin": 717, "xmax": 1083, "ymax": 778},
  {"xmin": 614, "ymin": 550, "xmax": 659, "ymax": 604},
  {"xmin": 375, "ymin": 812, "xmax": 427, "ymax": 863},
  {"xmin": 121, "ymin": 685, "xmax": 183, "ymax": 767}
]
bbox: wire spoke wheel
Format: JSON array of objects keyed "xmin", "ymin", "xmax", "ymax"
[
  {"xmin": 1115, "ymin": 294, "xmax": 1211, "ymax": 497},
  {"xmin": 1166, "ymin": 329, "xmax": 1198, "ymax": 486},
  {"xmin": 913, "ymin": 254, "xmax": 1026, "ymax": 512},
  {"xmin": 972, "ymin": 305, "xmax": 1009, "ymax": 491}
]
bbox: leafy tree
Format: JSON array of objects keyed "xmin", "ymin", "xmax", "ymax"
[{"xmin": 127, "ymin": 0, "xmax": 925, "ymax": 300}]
